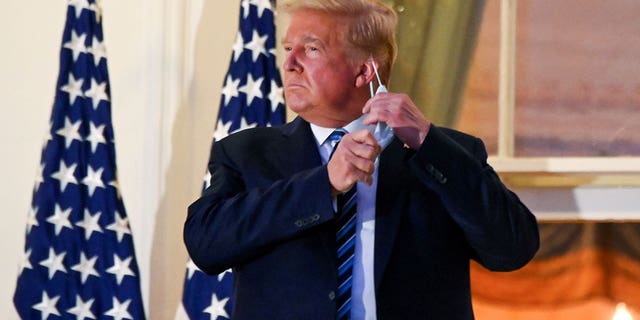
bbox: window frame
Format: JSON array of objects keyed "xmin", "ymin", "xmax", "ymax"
[{"xmin": 490, "ymin": 0, "xmax": 640, "ymax": 189}]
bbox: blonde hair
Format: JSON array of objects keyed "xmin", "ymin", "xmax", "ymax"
[{"xmin": 280, "ymin": 0, "xmax": 398, "ymax": 84}]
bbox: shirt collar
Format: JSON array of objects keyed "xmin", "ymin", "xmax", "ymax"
[{"xmin": 309, "ymin": 115, "xmax": 368, "ymax": 146}]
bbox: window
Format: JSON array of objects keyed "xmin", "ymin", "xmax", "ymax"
[{"xmin": 455, "ymin": 0, "xmax": 640, "ymax": 190}]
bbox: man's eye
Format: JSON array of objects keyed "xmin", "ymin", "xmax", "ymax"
[{"xmin": 284, "ymin": 46, "xmax": 292, "ymax": 52}]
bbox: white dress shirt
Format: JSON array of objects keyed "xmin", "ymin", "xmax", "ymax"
[{"xmin": 310, "ymin": 118, "xmax": 378, "ymax": 320}]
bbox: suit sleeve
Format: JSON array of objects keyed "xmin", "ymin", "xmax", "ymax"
[
  {"xmin": 184, "ymin": 139, "xmax": 336, "ymax": 275},
  {"xmin": 408, "ymin": 125, "xmax": 540, "ymax": 271}
]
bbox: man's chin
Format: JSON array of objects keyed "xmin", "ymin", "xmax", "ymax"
[{"xmin": 285, "ymin": 100, "xmax": 310, "ymax": 115}]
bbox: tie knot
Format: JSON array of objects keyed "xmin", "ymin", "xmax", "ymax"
[
  {"xmin": 327, "ymin": 129, "xmax": 346, "ymax": 144},
  {"xmin": 326, "ymin": 129, "xmax": 346, "ymax": 160}
]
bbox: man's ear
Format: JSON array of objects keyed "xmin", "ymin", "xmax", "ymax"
[{"xmin": 354, "ymin": 60, "xmax": 376, "ymax": 88}]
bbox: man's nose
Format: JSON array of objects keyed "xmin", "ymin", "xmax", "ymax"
[{"xmin": 283, "ymin": 51, "xmax": 302, "ymax": 73}]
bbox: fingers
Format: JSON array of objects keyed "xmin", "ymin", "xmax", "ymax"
[
  {"xmin": 362, "ymin": 92, "xmax": 431, "ymax": 150},
  {"xmin": 362, "ymin": 92, "xmax": 408, "ymax": 126},
  {"xmin": 362, "ymin": 93, "xmax": 391, "ymax": 124},
  {"xmin": 327, "ymin": 130, "xmax": 380, "ymax": 193},
  {"xmin": 338, "ymin": 130, "xmax": 379, "ymax": 178},
  {"xmin": 350, "ymin": 129, "xmax": 382, "ymax": 155}
]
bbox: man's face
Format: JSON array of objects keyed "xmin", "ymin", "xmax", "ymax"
[{"xmin": 282, "ymin": 10, "xmax": 366, "ymax": 127}]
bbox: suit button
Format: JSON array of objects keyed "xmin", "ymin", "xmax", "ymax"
[
  {"xmin": 434, "ymin": 172, "xmax": 447, "ymax": 184},
  {"xmin": 426, "ymin": 164, "xmax": 435, "ymax": 173},
  {"xmin": 294, "ymin": 220, "xmax": 304, "ymax": 227},
  {"xmin": 328, "ymin": 291, "xmax": 335, "ymax": 300}
]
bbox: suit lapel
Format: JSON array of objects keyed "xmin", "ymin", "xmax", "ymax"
[
  {"xmin": 270, "ymin": 117, "xmax": 323, "ymax": 176},
  {"xmin": 374, "ymin": 138, "xmax": 411, "ymax": 292}
]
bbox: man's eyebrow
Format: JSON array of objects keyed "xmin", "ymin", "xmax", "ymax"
[
  {"xmin": 302, "ymin": 36, "xmax": 321, "ymax": 43},
  {"xmin": 281, "ymin": 35, "xmax": 323, "ymax": 45}
]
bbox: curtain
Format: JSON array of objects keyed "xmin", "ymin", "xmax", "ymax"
[
  {"xmin": 472, "ymin": 223, "xmax": 640, "ymax": 319},
  {"xmin": 387, "ymin": 0, "xmax": 485, "ymax": 126}
]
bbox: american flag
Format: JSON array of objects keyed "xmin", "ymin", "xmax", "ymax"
[
  {"xmin": 13, "ymin": 1, "xmax": 146, "ymax": 319},
  {"xmin": 177, "ymin": 0, "xmax": 285, "ymax": 319}
]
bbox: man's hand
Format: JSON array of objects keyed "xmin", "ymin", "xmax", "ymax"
[
  {"xmin": 362, "ymin": 92, "xmax": 431, "ymax": 150},
  {"xmin": 327, "ymin": 129, "xmax": 381, "ymax": 195}
]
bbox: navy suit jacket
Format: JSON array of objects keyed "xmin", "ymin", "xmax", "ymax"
[{"xmin": 185, "ymin": 117, "xmax": 539, "ymax": 319}]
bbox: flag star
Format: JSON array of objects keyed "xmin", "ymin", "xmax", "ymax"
[
  {"xmin": 214, "ymin": 119, "xmax": 233, "ymax": 142},
  {"xmin": 76, "ymin": 209, "xmax": 103, "ymax": 240},
  {"xmin": 27, "ymin": 206, "xmax": 39, "ymax": 234},
  {"xmin": 34, "ymin": 163, "xmax": 45, "ymax": 192},
  {"xmin": 186, "ymin": 259, "xmax": 201, "ymax": 280},
  {"xmin": 239, "ymin": 74, "xmax": 264, "ymax": 105},
  {"xmin": 18, "ymin": 248, "xmax": 33, "ymax": 276},
  {"xmin": 32, "ymin": 292, "xmax": 61, "ymax": 320},
  {"xmin": 51, "ymin": 160, "xmax": 78, "ymax": 192},
  {"xmin": 104, "ymin": 297, "xmax": 132, "ymax": 320},
  {"xmin": 241, "ymin": 0, "xmax": 251, "ymax": 19},
  {"xmin": 60, "ymin": 73, "xmax": 85, "ymax": 105},
  {"xmin": 232, "ymin": 32, "xmax": 244, "ymax": 62},
  {"xmin": 82, "ymin": 165, "xmax": 105, "ymax": 196},
  {"xmin": 67, "ymin": 296, "xmax": 96, "ymax": 320},
  {"xmin": 221, "ymin": 75, "xmax": 240, "ymax": 106},
  {"xmin": 87, "ymin": 36, "xmax": 107, "ymax": 66},
  {"xmin": 63, "ymin": 30, "xmax": 87, "ymax": 61},
  {"xmin": 84, "ymin": 78, "xmax": 109, "ymax": 109},
  {"xmin": 203, "ymin": 293, "xmax": 230, "ymax": 319},
  {"xmin": 217, "ymin": 268, "xmax": 232, "ymax": 282},
  {"xmin": 106, "ymin": 211, "xmax": 131, "ymax": 242},
  {"xmin": 106, "ymin": 254, "xmax": 135, "ymax": 285},
  {"xmin": 238, "ymin": 117, "xmax": 257, "ymax": 133},
  {"xmin": 39, "ymin": 248, "xmax": 67, "ymax": 279},
  {"xmin": 46, "ymin": 204, "xmax": 73, "ymax": 236},
  {"xmin": 268, "ymin": 80, "xmax": 285, "ymax": 112},
  {"xmin": 89, "ymin": 0, "xmax": 103, "ymax": 23},
  {"xmin": 68, "ymin": 0, "xmax": 90, "ymax": 18},
  {"xmin": 71, "ymin": 252, "xmax": 100, "ymax": 284},
  {"xmin": 244, "ymin": 30, "xmax": 268, "ymax": 62},
  {"xmin": 250, "ymin": 0, "xmax": 272, "ymax": 18},
  {"xmin": 56, "ymin": 117, "xmax": 83, "ymax": 148},
  {"xmin": 86, "ymin": 122, "xmax": 107, "ymax": 153}
]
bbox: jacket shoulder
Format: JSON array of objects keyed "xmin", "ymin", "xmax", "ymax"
[{"xmin": 434, "ymin": 126, "xmax": 485, "ymax": 152}]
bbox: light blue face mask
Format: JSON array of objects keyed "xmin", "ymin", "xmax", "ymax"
[{"xmin": 364, "ymin": 57, "xmax": 394, "ymax": 151}]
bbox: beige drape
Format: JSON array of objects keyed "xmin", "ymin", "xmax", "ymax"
[{"xmin": 386, "ymin": 0, "xmax": 485, "ymax": 126}]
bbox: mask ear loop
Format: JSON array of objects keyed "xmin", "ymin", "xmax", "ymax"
[
  {"xmin": 370, "ymin": 56, "xmax": 388, "ymax": 94},
  {"xmin": 369, "ymin": 57, "xmax": 377, "ymax": 97},
  {"xmin": 365, "ymin": 57, "xmax": 394, "ymax": 153},
  {"xmin": 371, "ymin": 57, "xmax": 384, "ymax": 86}
]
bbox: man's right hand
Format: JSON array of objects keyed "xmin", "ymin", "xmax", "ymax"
[{"xmin": 327, "ymin": 129, "xmax": 381, "ymax": 195}]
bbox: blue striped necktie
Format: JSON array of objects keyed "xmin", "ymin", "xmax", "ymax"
[{"xmin": 327, "ymin": 129, "xmax": 357, "ymax": 320}]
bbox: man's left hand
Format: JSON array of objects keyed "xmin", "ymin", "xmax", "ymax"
[{"xmin": 362, "ymin": 92, "xmax": 431, "ymax": 150}]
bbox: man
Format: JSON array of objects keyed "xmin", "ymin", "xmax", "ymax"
[{"xmin": 184, "ymin": 0, "xmax": 539, "ymax": 319}]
